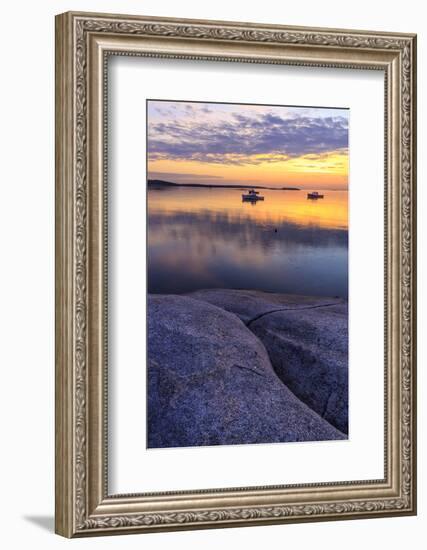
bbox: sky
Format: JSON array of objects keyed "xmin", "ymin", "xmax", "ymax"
[{"xmin": 147, "ymin": 100, "xmax": 349, "ymax": 190}]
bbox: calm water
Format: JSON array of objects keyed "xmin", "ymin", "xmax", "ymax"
[{"xmin": 147, "ymin": 187, "xmax": 348, "ymax": 298}]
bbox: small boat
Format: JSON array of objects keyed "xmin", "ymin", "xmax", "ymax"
[
  {"xmin": 307, "ymin": 191, "xmax": 324, "ymax": 199},
  {"xmin": 242, "ymin": 189, "xmax": 264, "ymax": 201}
]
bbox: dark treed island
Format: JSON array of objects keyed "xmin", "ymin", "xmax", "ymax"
[{"xmin": 147, "ymin": 179, "xmax": 300, "ymax": 191}]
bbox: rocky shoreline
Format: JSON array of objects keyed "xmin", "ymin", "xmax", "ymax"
[{"xmin": 147, "ymin": 289, "xmax": 348, "ymax": 448}]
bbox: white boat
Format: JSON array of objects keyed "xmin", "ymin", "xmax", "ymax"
[
  {"xmin": 307, "ymin": 191, "xmax": 324, "ymax": 199},
  {"xmin": 242, "ymin": 189, "xmax": 264, "ymax": 201}
]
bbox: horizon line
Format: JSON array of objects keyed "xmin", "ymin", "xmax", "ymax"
[{"xmin": 147, "ymin": 178, "xmax": 348, "ymax": 192}]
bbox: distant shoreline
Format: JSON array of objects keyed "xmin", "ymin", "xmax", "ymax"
[{"xmin": 147, "ymin": 179, "xmax": 300, "ymax": 191}]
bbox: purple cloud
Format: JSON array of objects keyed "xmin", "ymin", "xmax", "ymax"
[{"xmin": 148, "ymin": 110, "xmax": 348, "ymax": 165}]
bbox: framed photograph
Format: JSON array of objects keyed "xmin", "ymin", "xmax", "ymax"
[{"xmin": 55, "ymin": 11, "xmax": 417, "ymax": 537}]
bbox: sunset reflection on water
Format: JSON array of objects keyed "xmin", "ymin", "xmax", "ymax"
[{"xmin": 147, "ymin": 187, "xmax": 348, "ymax": 298}]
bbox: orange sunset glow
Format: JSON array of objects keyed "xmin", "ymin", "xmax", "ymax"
[
  {"xmin": 147, "ymin": 100, "xmax": 349, "ymax": 190},
  {"xmin": 148, "ymin": 187, "xmax": 348, "ymax": 231}
]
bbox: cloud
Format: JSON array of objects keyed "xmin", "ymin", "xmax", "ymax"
[
  {"xmin": 148, "ymin": 171, "xmax": 224, "ymax": 182},
  {"xmin": 148, "ymin": 109, "xmax": 348, "ymax": 165}
]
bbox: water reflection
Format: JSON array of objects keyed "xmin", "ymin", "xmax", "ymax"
[{"xmin": 148, "ymin": 187, "xmax": 348, "ymax": 298}]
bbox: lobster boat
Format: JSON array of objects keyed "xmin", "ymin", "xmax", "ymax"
[
  {"xmin": 242, "ymin": 189, "xmax": 264, "ymax": 201},
  {"xmin": 307, "ymin": 191, "xmax": 324, "ymax": 199}
]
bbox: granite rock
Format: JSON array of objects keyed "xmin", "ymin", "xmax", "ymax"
[
  {"xmin": 148, "ymin": 294, "xmax": 345, "ymax": 448},
  {"xmin": 188, "ymin": 289, "xmax": 348, "ymax": 434}
]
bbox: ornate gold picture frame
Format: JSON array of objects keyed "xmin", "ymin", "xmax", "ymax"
[{"xmin": 55, "ymin": 11, "xmax": 416, "ymax": 537}]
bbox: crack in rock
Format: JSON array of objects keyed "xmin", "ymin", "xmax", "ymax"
[
  {"xmin": 232, "ymin": 364, "xmax": 265, "ymax": 377},
  {"xmin": 245, "ymin": 302, "xmax": 342, "ymax": 328}
]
